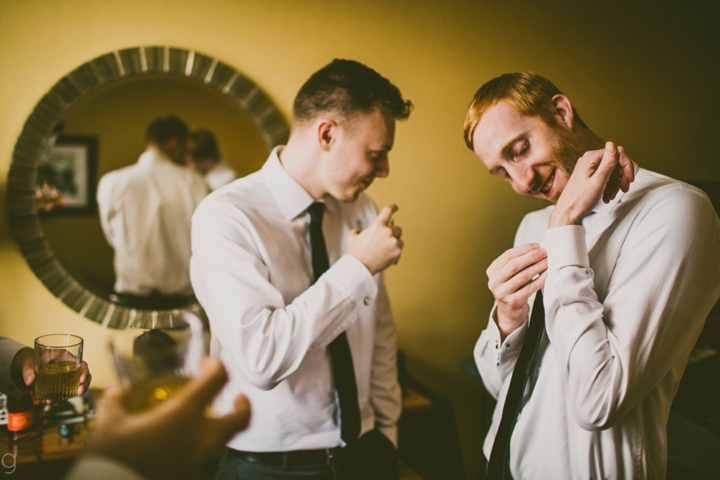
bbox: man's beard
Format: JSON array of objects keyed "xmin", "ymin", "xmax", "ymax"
[
  {"xmin": 549, "ymin": 126, "xmax": 587, "ymax": 177},
  {"xmin": 529, "ymin": 126, "xmax": 589, "ymax": 197}
]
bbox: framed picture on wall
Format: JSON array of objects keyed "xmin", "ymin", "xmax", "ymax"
[{"xmin": 37, "ymin": 134, "xmax": 98, "ymax": 215}]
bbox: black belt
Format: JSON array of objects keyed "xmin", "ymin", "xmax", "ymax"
[
  {"xmin": 110, "ymin": 292, "xmax": 197, "ymax": 310},
  {"xmin": 227, "ymin": 447, "xmax": 343, "ymax": 467}
]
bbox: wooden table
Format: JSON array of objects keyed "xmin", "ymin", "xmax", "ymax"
[{"xmin": 0, "ymin": 414, "xmax": 90, "ymax": 480}]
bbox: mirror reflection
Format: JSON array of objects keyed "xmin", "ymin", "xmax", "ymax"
[
  {"xmin": 38, "ymin": 74, "xmax": 271, "ymax": 305},
  {"xmin": 96, "ymin": 114, "xmax": 207, "ymax": 310}
]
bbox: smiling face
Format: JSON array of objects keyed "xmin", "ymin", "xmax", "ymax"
[
  {"xmin": 323, "ymin": 108, "xmax": 396, "ymax": 202},
  {"xmin": 472, "ymin": 100, "xmax": 586, "ymax": 203}
]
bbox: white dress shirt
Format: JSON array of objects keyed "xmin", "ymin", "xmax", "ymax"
[
  {"xmin": 204, "ymin": 159, "xmax": 237, "ymax": 191},
  {"xmin": 97, "ymin": 150, "xmax": 209, "ymax": 295},
  {"xmin": 190, "ymin": 147, "xmax": 401, "ymax": 452},
  {"xmin": 475, "ymin": 167, "xmax": 720, "ymax": 479}
]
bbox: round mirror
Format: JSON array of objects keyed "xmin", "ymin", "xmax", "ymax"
[{"xmin": 7, "ymin": 46, "xmax": 289, "ymax": 328}]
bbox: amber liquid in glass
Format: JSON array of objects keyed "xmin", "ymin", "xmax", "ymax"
[
  {"xmin": 125, "ymin": 376, "xmax": 191, "ymax": 412},
  {"xmin": 35, "ymin": 362, "xmax": 81, "ymax": 401}
]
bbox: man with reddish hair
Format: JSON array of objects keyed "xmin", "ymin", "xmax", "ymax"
[{"xmin": 466, "ymin": 72, "xmax": 720, "ymax": 479}]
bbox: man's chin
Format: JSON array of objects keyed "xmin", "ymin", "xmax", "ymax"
[
  {"xmin": 336, "ymin": 189, "xmax": 362, "ymax": 203},
  {"xmin": 525, "ymin": 192, "xmax": 557, "ymax": 204}
]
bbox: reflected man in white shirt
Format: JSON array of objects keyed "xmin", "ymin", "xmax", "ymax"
[
  {"xmin": 97, "ymin": 115, "xmax": 209, "ymax": 310},
  {"xmin": 465, "ymin": 72, "xmax": 720, "ymax": 479},
  {"xmin": 186, "ymin": 129, "xmax": 237, "ymax": 191},
  {"xmin": 190, "ymin": 59, "xmax": 412, "ymax": 480}
]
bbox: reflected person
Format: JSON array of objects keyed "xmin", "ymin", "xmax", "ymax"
[
  {"xmin": 190, "ymin": 59, "xmax": 412, "ymax": 479},
  {"xmin": 465, "ymin": 72, "xmax": 720, "ymax": 479},
  {"xmin": 97, "ymin": 115, "xmax": 209, "ymax": 310},
  {"xmin": 186, "ymin": 129, "xmax": 237, "ymax": 191}
]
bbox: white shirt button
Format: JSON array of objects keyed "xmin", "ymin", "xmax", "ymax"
[{"xmin": 363, "ymin": 296, "xmax": 371, "ymax": 306}]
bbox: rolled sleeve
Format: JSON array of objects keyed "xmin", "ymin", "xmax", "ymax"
[{"xmin": 543, "ymin": 225, "xmax": 589, "ymax": 270}]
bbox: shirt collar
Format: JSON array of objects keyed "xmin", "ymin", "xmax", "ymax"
[
  {"xmin": 138, "ymin": 149, "xmax": 174, "ymax": 166},
  {"xmin": 590, "ymin": 191, "xmax": 622, "ymax": 216},
  {"xmin": 261, "ymin": 146, "xmax": 332, "ymax": 221}
]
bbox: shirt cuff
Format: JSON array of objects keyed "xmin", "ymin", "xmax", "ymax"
[
  {"xmin": 486, "ymin": 305, "xmax": 528, "ymax": 365},
  {"xmin": 325, "ymin": 254, "xmax": 378, "ymax": 308},
  {"xmin": 67, "ymin": 454, "xmax": 145, "ymax": 480},
  {"xmin": 543, "ymin": 225, "xmax": 589, "ymax": 270}
]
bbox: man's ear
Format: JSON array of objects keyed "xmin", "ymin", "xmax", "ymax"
[
  {"xmin": 552, "ymin": 94, "xmax": 575, "ymax": 129},
  {"xmin": 162, "ymin": 137, "xmax": 179, "ymax": 154},
  {"xmin": 317, "ymin": 119, "xmax": 337, "ymax": 152}
]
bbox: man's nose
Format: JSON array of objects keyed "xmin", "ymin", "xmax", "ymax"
[
  {"xmin": 509, "ymin": 165, "xmax": 534, "ymax": 193},
  {"xmin": 375, "ymin": 158, "xmax": 389, "ymax": 178}
]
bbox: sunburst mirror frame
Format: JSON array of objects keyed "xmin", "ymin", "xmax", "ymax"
[{"xmin": 7, "ymin": 46, "xmax": 289, "ymax": 329}]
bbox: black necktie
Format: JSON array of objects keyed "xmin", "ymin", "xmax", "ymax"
[
  {"xmin": 308, "ymin": 202, "xmax": 361, "ymax": 444},
  {"xmin": 486, "ymin": 290, "xmax": 546, "ymax": 480}
]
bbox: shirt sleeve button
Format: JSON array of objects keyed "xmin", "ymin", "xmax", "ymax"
[{"xmin": 363, "ymin": 296, "xmax": 371, "ymax": 306}]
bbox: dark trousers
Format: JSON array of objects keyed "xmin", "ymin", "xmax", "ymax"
[{"xmin": 215, "ymin": 429, "xmax": 398, "ymax": 480}]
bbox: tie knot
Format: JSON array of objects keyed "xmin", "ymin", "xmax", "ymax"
[{"xmin": 309, "ymin": 202, "xmax": 325, "ymax": 224}]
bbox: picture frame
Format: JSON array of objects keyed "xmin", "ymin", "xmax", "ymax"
[{"xmin": 37, "ymin": 134, "xmax": 98, "ymax": 215}]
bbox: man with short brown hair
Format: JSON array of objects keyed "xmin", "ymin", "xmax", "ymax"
[
  {"xmin": 467, "ymin": 72, "xmax": 720, "ymax": 479},
  {"xmin": 191, "ymin": 59, "xmax": 412, "ymax": 480}
]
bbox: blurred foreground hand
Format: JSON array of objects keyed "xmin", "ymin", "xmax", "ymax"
[{"xmin": 80, "ymin": 357, "xmax": 250, "ymax": 480}]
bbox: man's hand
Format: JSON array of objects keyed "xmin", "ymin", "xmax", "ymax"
[
  {"xmin": 26, "ymin": 347, "xmax": 92, "ymax": 399},
  {"xmin": 549, "ymin": 142, "xmax": 635, "ymax": 228},
  {"xmin": 88, "ymin": 357, "xmax": 251, "ymax": 480},
  {"xmin": 602, "ymin": 144, "xmax": 634, "ymax": 204},
  {"xmin": 11, "ymin": 347, "xmax": 35, "ymax": 391},
  {"xmin": 348, "ymin": 204, "xmax": 404, "ymax": 275},
  {"xmin": 487, "ymin": 244, "xmax": 547, "ymax": 340},
  {"xmin": 77, "ymin": 361, "xmax": 92, "ymax": 397}
]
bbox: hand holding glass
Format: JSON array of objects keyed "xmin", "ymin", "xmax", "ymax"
[
  {"xmin": 34, "ymin": 334, "xmax": 84, "ymax": 401},
  {"xmin": 109, "ymin": 312, "xmax": 205, "ymax": 412}
]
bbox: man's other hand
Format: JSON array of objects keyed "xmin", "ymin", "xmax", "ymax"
[
  {"xmin": 487, "ymin": 243, "xmax": 547, "ymax": 340},
  {"xmin": 550, "ymin": 141, "xmax": 635, "ymax": 228},
  {"xmin": 348, "ymin": 204, "xmax": 404, "ymax": 275}
]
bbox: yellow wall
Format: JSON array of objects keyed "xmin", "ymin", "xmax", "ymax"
[{"xmin": 1, "ymin": 1, "xmax": 718, "ymax": 476}]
